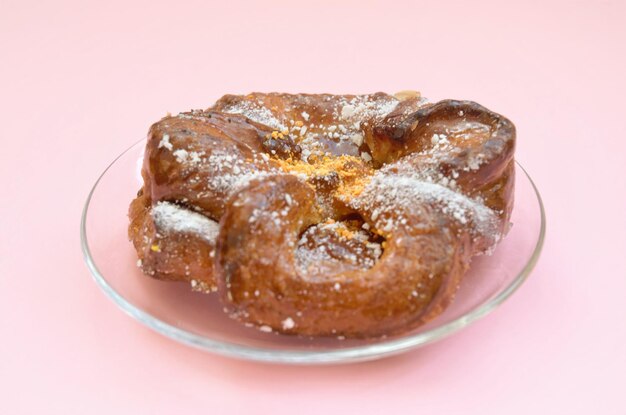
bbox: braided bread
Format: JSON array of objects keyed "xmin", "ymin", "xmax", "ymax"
[{"xmin": 128, "ymin": 92, "xmax": 515, "ymax": 338}]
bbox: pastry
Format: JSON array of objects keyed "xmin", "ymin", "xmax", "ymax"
[{"xmin": 129, "ymin": 92, "xmax": 515, "ymax": 338}]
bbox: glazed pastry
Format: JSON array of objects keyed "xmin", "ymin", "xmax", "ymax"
[{"xmin": 128, "ymin": 92, "xmax": 515, "ymax": 338}]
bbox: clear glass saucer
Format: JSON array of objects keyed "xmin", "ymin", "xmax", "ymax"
[{"xmin": 81, "ymin": 139, "xmax": 545, "ymax": 364}]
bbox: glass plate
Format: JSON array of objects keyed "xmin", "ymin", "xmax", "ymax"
[{"xmin": 81, "ymin": 139, "xmax": 545, "ymax": 364}]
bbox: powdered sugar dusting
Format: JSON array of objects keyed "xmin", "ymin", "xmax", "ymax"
[
  {"xmin": 293, "ymin": 94, "xmax": 400, "ymax": 161},
  {"xmin": 281, "ymin": 317, "xmax": 295, "ymax": 330},
  {"xmin": 201, "ymin": 150, "xmax": 282, "ymax": 196},
  {"xmin": 350, "ymin": 170, "xmax": 499, "ymax": 243},
  {"xmin": 220, "ymin": 100, "xmax": 286, "ymax": 131},
  {"xmin": 152, "ymin": 201, "xmax": 219, "ymax": 243},
  {"xmin": 158, "ymin": 133, "xmax": 172, "ymax": 150},
  {"xmin": 156, "ymin": 94, "xmax": 504, "ymax": 263},
  {"xmin": 295, "ymin": 221, "xmax": 382, "ymax": 276},
  {"xmin": 219, "ymin": 94, "xmax": 401, "ymax": 162},
  {"xmin": 337, "ymin": 95, "xmax": 399, "ymax": 128}
]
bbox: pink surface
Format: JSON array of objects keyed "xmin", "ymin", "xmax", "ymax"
[{"xmin": 1, "ymin": 0, "xmax": 625, "ymax": 413}]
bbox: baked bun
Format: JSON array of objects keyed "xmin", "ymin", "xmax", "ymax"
[{"xmin": 129, "ymin": 92, "xmax": 515, "ymax": 338}]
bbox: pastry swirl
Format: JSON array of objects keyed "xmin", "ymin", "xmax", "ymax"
[{"xmin": 129, "ymin": 92, "xmax": 515, "ymax": 338}]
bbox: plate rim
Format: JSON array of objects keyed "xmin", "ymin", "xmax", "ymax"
[{"xmin": 80, "ymin": 138, "xmax": 546, "ymax": 365}]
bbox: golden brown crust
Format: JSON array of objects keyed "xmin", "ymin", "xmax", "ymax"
[
  {"xmin": 128, "ymin": 191, "xmax": 218, "ymax": 292},
  {"xmin": 216, "ymin": 175, "xmax": 470, "ymax": 337},
  {"xmin": 128, "ymin": 91, "xmax": 516, "ymax": 338}
]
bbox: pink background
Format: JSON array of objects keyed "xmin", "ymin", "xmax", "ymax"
[{"xmin": 1, "ymin": 0, "xmax": 625, "ymax": 413}]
